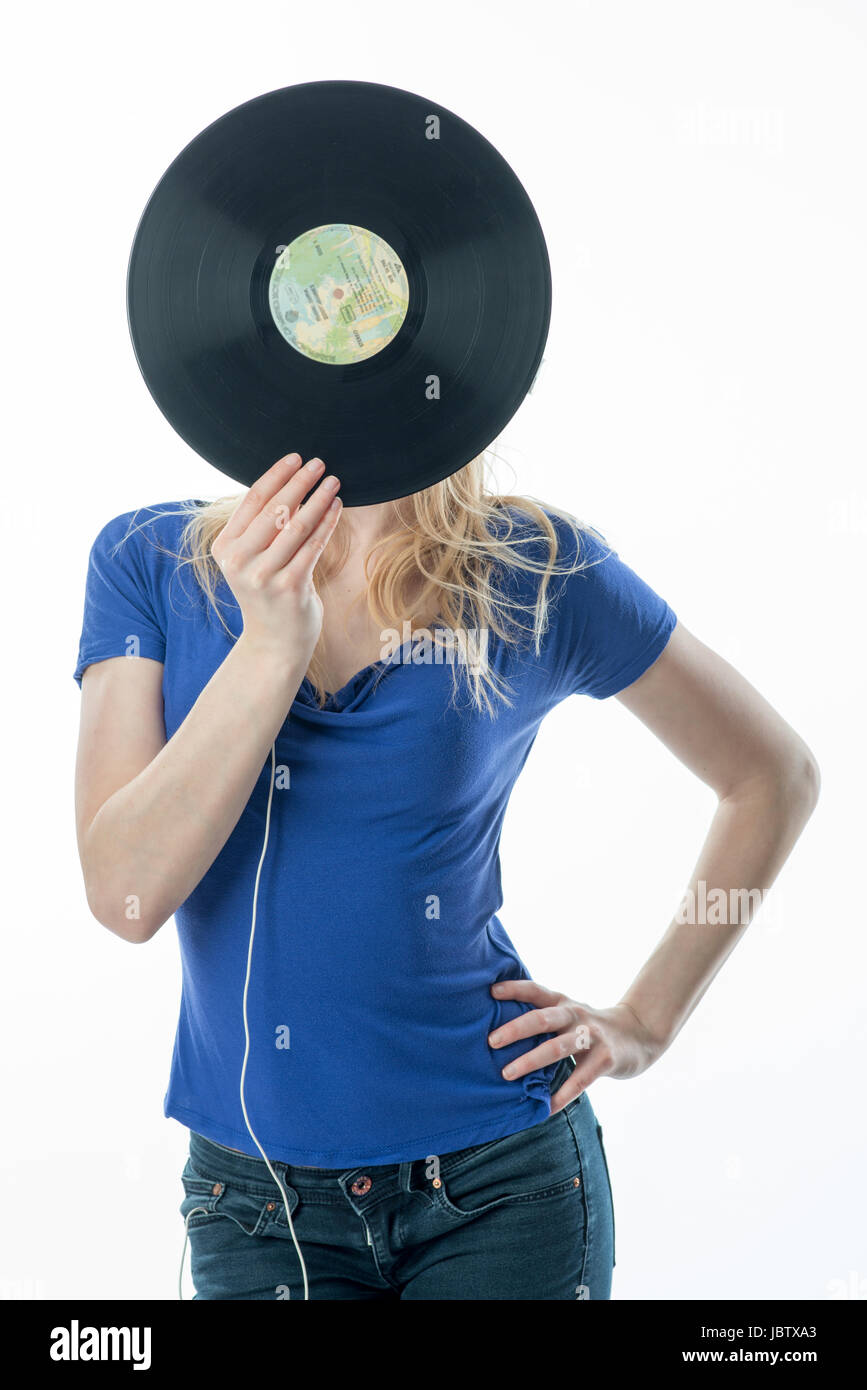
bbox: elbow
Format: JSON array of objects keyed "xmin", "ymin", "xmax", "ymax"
[
  {"xmin": 78, "ymin": 824, "xmax": 170, "ymax": 943},
  {"xmin": 724, "ymin": 736, "xmax": 820, "ymax": 826},
  {"xmin": 769, "ymin": 737, "xmax": 821, "ymax": 824},
  {"xmin": 788, "ymin": 739, "xmax": 821, "ymax": 817},
  {"xmin": 84, "ymin": 879, "xmax": 165, "ymax": 944}
]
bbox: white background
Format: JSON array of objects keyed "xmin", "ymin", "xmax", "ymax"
[{"xmin": 3, "ymin": 0, "xmax": 864, "ymax": 1300}]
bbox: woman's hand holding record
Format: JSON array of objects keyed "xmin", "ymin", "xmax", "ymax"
[{"xmin": 212, "ymin": 453, "xmax": 342, "ymax": 667}]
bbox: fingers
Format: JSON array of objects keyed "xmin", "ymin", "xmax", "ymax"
[
  {"xmin": 490, "ymin": 978, "xmax": 561, "ymax": 1007},
  {"xmin": 261, "ymin": 472, "xmax": 342, "ymax": 579},
  {"xmin": 237, "ymin": 457, "xmax": 329, "ymax": 560},
  {"xmin": 491, "ymin": 1030, "xmax": 609, "ymax": 1109},
  {"xmin": 549, "ymin": 1056, "xmax": 609, "ymax": 1114},
  {"xmin": 495, "ymin": 1036, "xmax": 572, "ymax": 1080},
  {"xmin": 218, "ymin": 453, "xmax": 305, "ymax": 544},
  {"xmin": 488, "ymin": 1002, "xmax": 575, "ymax": 1049},
  {"xmin": 287, "ymin": 493, "xmax": 343, "ymax": 587}
]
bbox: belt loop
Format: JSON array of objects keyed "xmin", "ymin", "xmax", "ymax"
[{"xmin": 398, "ymin": 1161, "xmax": 414, "ymax": 1193}]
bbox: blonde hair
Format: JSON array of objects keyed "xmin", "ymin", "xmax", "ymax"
[{"xmin": 129, "ymin": 452, "xmax": 603, "ymax": 715}]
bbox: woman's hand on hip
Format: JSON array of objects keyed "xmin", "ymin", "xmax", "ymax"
[
  {"xmin": 211, "ymin": 452, "xmax": 342, "ymax": 668},
  {"xmin": 488, "ymin": 979, "xmax": 668, "ymax": 1113}
]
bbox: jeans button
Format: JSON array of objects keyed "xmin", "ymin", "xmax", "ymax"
[{"xmin": 351, "ymin": 1175, "xmax": 372, "ymax": 1196}]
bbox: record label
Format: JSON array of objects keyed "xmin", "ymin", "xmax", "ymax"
[{"xmin": 268, "ymin": 223, "xmax": 410, "ymax": 365}]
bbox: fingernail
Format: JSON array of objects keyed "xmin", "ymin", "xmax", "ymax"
[
  {"xmin": 322, "ymin": 475, "xmax": 340, "ymax": 491},
  {"xmin": 489, "ymin": 1032, "xmax": 501, "ymax": 1046},
  {"xmin": 329, "ymin": 498, "xmax": 342, "ymax": 513},
  {"xmin": 503, "ymin": 1065, "xmax": 516, "ymax": 1079},
  {"xmin": 306, "ymin": 457, "xmax": 324, "ymax": 471}
]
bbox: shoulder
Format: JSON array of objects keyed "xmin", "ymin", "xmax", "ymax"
[
  {"xmin": 543, "ymin": 509, "xmax": 614, "ymax": 572},
  {"xmin": 88, "ymin": 499, "xmax": 207, "ymax": 567},
  {"xmin": 91, "ymin": 498, "xmax": 206, "ymax": 544},
  {"xmin": 494, "ymin": 500, "xmax": 610, "ymax": 549},
  {"xmin": 499, "ymin": 501, "xmax": 674, "ymax": 634},
  {"xmin": 491, "ymin": 501, "xmax": 616, "ymax": 591},
  {"xmin": 83, "ymin": 499, "xmax": 214, "ymax": 620},
  {"xmin": 496, "ymin": 506, "xmax": 677, "ymax": 701}
]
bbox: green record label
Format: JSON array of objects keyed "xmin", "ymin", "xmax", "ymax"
[{"xmin": 269, "ymin": 223, "xmax": 410, "ymax": 364}]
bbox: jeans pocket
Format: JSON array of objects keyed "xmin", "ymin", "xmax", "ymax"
[
  {"xmin": 433, "ymin": 1111, "xmax": 584, "ymax": 1222},
  {"xmin": 180, "ymin": 1160, "xmax": 299, "ymax": 1236},
  {"xmin": 594, "ymin": 1123, "xmax": 616, "ymax": 1268}
]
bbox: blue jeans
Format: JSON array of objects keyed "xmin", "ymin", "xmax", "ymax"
[{"xmin": 179, "ymin": 1056, "xmax": 616, "ymax": 1300}]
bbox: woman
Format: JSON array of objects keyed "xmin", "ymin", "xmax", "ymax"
[{"xmin": 73, "ymin": 451, "xmax": 819, "ymax": 1300}]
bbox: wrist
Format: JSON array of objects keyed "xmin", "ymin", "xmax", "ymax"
[
  {"xmin": 234, "ymin": 631, "xmax": 310, "ymax": 692},
  {"xmin": 616, "ymin": 998, "xmax": 677, "ymax": 1054}
]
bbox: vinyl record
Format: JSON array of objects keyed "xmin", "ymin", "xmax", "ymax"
[{"xmin": 127, "ymin": 80, "xmax": 551, "ymax": 507}]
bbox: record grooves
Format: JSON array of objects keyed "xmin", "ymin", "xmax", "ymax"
[{"xmin": 127, "ymin": 80, "xmax": 551, "ymax": 506}]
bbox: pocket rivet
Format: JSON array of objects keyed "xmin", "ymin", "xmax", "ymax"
[
  {"xmin": 573, "ymin": 1177, "xmax": 581, "ymax": 1188},
  {"xmin": 266, "ymin": 1201, "xmax": 276, "ymax": 1211},
  {"xmin": 211, "ymin": 1183, "xmax": 223, "ymax": 1196},
  {"xmin": 432, "ymin": 1178, "xmax": 442, "ymax": 1189}
]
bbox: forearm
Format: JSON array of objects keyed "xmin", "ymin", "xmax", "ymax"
[
  {"xmin": 619, "ymin": 756, "xmax": 820, "ymax": 1047},
  {"xmin": 83, "ymin": 635, "xmax": 306, "ymax": 940}
]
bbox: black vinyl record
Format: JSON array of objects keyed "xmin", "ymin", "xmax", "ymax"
[{"xmin": 127, "ymin": 80, "xmax": 551, "ymax": 507}]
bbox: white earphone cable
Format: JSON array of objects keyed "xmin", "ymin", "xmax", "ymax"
[{"xmin": 179, "ymin": 740, "xmax": 309, "ymax": 1300}]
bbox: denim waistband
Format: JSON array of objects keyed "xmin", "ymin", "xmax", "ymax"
[{"xmin": 188, "ymin": 1053, "xmax": 579, "ymax": 1193}]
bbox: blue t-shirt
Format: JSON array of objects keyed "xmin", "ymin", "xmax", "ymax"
[{"xmin": 73, "ymin": 501, "xmax": 677, "ymax": 1166}]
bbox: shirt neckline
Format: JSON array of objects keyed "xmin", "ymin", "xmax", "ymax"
[
  {"xmin": 292, "ymin": 636, "xmax": 418, "ymax": 715},
  {"xmin": 297, "ymin": 662, "xmax": 384, "ymax": 713}
]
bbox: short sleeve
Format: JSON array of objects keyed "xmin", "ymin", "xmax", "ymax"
[
  {"xmin": 544, "ymin": 520, "xmax": 677, "ymax": 702},
  {"xmin": 72, "ymin": 510, "xmax": 167, "ymax": 687}
]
